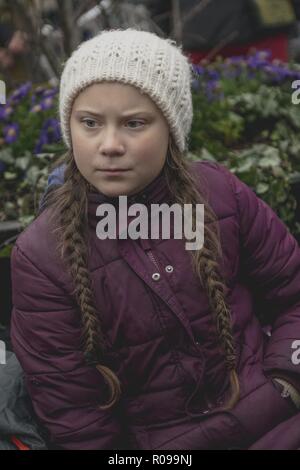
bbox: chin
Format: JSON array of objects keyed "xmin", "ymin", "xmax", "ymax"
[{"xmin": 97, "ymin": 185, "xmax": 132, "ymax": 198}]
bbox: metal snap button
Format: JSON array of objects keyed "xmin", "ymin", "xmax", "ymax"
[
  {"xmin": 165, "ymin": 265, "xmax": 174, "ymax": 273},
  {"xmin": 152, "ymin": 273, "xmax": 160, "ymax": 281}
]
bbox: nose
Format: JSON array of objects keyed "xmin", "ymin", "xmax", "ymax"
[{"xmin": 99, "ymin": 126, "xmax": 125, "ymax": 157}]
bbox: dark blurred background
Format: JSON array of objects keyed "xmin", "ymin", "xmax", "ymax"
[{"xmin": 1, "ymin": 0, "xmax": 300, "ymax": 88}]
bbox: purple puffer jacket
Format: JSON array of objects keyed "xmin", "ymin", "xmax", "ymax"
[{"xmin": 10, "ymin": 160, "xmax": 300, "ymax": 450}]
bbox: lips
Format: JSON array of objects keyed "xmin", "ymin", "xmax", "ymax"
[
  {"xmin": 97, "ymin": 168, "xmax": 131, "ymax": 176},
  {"xmin": 99, "ymin": 168, "xmax": 130, "ymax": 172}
]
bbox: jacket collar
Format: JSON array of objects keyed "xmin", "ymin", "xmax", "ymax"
[{"xmin": 87, "ymin": 167, "xmax": 172, "ymax": 230}]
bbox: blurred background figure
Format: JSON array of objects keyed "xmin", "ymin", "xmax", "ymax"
[
  {"xmin": 2, "ymin": 0, "xmax": 300, "ymax": 90},
  {"xmin": 0, "ymin": 2, "xmax": 50, "ymax": 87},
  {"xmin": 140, "ymin": 0, "xmax": 299, "ymax": 63},
  {"xmin": 0, "ymin": 23, "xmax": 31, "ymax": 86},
  {"xmin": 0, "ymin": 0, "xmax": 162, "ymax": 88}
]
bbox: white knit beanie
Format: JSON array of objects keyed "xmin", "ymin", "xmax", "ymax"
[{"xmin": 59, "ymin": 28, "xmax": 193, "ymax": 153}]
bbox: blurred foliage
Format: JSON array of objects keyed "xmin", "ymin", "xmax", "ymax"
[
  {"xmin": 0, "ymin": 81, "xmax": 65, "ymax": 230},
  {"xmin": 189, "ymin": 51, "xmax": 300, "ymax": 237}
]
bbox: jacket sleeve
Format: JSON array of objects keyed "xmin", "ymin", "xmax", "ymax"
[
  {"xmin": 218, "ymin": 164, "xmax": 300, "ymax": 379},
  {"xmin": 10, "ymin": 243, "xmax": 123, "ymax": 450}
]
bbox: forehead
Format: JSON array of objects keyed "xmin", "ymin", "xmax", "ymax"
[{"xmin": 72, "ymin": 81, "xmax": 158, "ymax": 114}]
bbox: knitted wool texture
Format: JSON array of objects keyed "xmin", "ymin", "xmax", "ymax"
[{"xmin": 59, "ymin": 28, "xmax": 194, "ymax": 153}]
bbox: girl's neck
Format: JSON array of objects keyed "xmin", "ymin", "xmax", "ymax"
[{"xmin": 88, "ymin": 167, "xmax": 167, "ymax": 207}]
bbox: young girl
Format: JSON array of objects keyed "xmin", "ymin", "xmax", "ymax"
[{"xmin": 10, "ymin": 28, "xmax": 300, "ymax": 450}]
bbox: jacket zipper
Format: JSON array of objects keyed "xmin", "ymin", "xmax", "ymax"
[{"xmin": 147, "ymin": 247, "xmax": 213, "ymax": 416}]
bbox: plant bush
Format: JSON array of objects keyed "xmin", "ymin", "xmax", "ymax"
[
  {"xmin": 0, "ymin": 81, "xmax": 64, "ymax": 227},
  {"xmin": 189, "ymin": 51, "xmax": 300, "ymax": 236}
]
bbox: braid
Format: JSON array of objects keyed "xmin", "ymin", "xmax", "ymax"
[
  {"xmin": 43, "ymin": 150, "xmax": 121, "ymax": 410},
  {"xmin": 164, "ymin": 138, "xmax": 240, "ymax": 410}
]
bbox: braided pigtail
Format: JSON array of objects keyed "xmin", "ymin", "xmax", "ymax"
[
  {"xmin": 164, "ymin": 138, "xmax": 240, "ymax": 410},
  {"xmin": 42, "ymin": 150, "xmax": 121, "ymax": 410}
]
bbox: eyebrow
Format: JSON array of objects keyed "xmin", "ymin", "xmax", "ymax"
[{"xmin": 74, "ymin": 109, "xmax": 154, "ymax": 118}]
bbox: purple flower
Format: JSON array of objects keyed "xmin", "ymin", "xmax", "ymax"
[
  {"xmin": 205, "ymin": 79, "xmax": 221, "ymax": 101},
  {"xmin": 42, "ymin": 118, "xmax": 61, "ymax": 141},
  {"xmin": 191, "ymin": 49, "xmax": 300, "ymax": 101},
  {"xmin": 245, "ymin": 50, "xmax": 271, "ymax": 67},
  {"xmin": 42, "ymin": 87, "xmax": 58, "ymax": 98},
  {"xmin": 0, "ymin": 105, "xmax": 13, "ymax": 121},
  {"xmin": 3, "ymin": 123, "xmax": 19, "ymax": 144},
  {"xmin": 34, "ymin": 131, "xmax": 49, "ymax": 154},
  {"xmin": 8, "ymin": 82, "xmax": 32, "ymax": 104},
  {"xmin": 29, "ymin": 87, "xmax": 58, "ymax": 112},
  {"xmin": 261, "ymin": 64, "xmax": 296, "ymax": 83},
  {"xmin": 34, "ymin": 85, "xmax": 47, "ymax": 95},
  {"xmin": 192, "ymin": 64, "xmax": 205, "ymax": 76},
  {"xmin": 226, "ymin": 55, "xmax": 245, "ymax": 65},
  {"xmin": 34, "ymin": 118, "xmax": 61, "ymax": 154},
  {"xmin": 40, "ymin": 97, "xmax": 54, "ymax": 110},
  {"xmin": 207, "ymin": 80, "xmax": 218, "ymax": 90},
  {"xmin": 30, "ymin": 104, "xmax": 42, "ymax": 113},
  {"xmin": 224, "ymin": 50, "xmax": 300, "ymax": 84},
  {"xmin": 292, "ymin": 71, "xmax": 300, "ymax": 80},
  {"xmin": 207, "ymin": 70, "xmax": 220, "ymax": 80},
  {"xmin": 30, "ymin": 86, "xmax": 48, "ymax": 106}
]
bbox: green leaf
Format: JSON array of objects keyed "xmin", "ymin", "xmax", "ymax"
[
  {"xmin": 289, "ymin": 172, "xmax": 300, "ymax": 184},
  {"xmin": 19, "ymin": 215, "xmax": 35, "ymax": 228},
  {"xmin": 15, "ymin": 155, "xmax": 31, "ymax": 171},
  {"xmin": 258, "ymin": 149, "xmax": 281, "ymax": 168},
  {"xmin": 236, "ymin": 158, "xmax": 255, "ymax": 173},
  {"xmin": 3, "ymin": 171, "xmax": 17, "ymax": 180},
  {"xmin": 25, "ymin": 166, "xmax": 40, "ymax": 186},
  {"xmin": 256, "ymin": 183, "xmax": 269, "ymax": 194},
  {"xmin": 199, "ymin": 148, "xmax": 217, "ymax": 162},
  {"xmin": 0, "ymin": 148, "xmax": 14, "ymax": 164},
  {"xmin": 0, "ymin": 244, "xmax": 13, "ymax": 257}
]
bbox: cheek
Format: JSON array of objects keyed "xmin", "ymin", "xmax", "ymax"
[
  {"xmin": 135, "ymin": 132, "xmax": 167, "ymax": 163},
  {"xmin": 72, "ymin": 144, "xmax": 91, "ymax": 176},
  {"xmin": 72, "ymin": 129, "xmax": 89, "ymax": 152},
  {"xmin": 71, "ymin": 120, "xmax": 93, "ymax": 148},
  {"xmin": 71, "ymin": 131, "xmax": 94, "ymax": 165},
  {"xmin": 72, "ymin": 138, "xmax": 84, "ymax": 162}
]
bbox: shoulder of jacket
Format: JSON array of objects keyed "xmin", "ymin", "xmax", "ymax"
[
  {"xmin": 187, "ymin": 159, "xmax": 237, "ymax": 202},
  {"xmin": 13, "ymin": 208, "xmax": 61, "ymax": 273},
  {"xmin": 188, "ymin": 159, "xmax": 234, "ymax": 181}
]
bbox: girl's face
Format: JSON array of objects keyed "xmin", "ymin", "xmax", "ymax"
[{"xmin": 70, "ymin": 82, "xmax": 170, "ymax": 197}]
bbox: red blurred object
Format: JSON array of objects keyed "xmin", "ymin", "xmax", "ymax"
[
  {"xmin": 10, "ymin": 435, "xmax": 30, "ymax": 450},
  {"xmin": 186, "ymin": 33, "xmax": 289, "ymax": 63}
]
